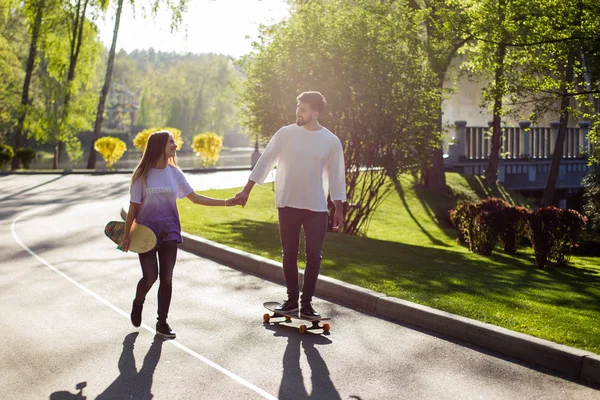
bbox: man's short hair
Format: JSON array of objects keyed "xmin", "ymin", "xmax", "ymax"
[{"xmin": 297, "ymin": 91, "xmax": 326, "ymax": 113}]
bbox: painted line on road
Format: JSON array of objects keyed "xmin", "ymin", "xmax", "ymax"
[{"xmin": 11, "ymin": 208, "xmax": 278, "ymax": 400}]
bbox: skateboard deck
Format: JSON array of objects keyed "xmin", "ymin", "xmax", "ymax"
[
  {"xmin": 104, "ymin": 221, "xmax": 157, "ymax": 253},
  {"xmin": 263, "ymin": 301, "xmax": 331, "ymax": 334}
]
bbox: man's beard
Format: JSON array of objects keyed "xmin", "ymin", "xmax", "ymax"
[{"xmin": 296, "ymin": 115, "xmax": 312, "ymax": 126}]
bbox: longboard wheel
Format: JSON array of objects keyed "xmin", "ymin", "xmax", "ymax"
[
  {"xmin": 263, "ymin": 313, "xmax": 270, "ymax": 323},
  {"xmin": 299, "ymin": 324, "xmax": 308, "ymax": 334},
  {"xmin": 322, "ymin": 323, "xmax": 331, "ymax": 333}
]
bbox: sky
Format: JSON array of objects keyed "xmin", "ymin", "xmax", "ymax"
[{"xmin": 97, "ymin": 0, "xmax": 290, "ymax": 58}]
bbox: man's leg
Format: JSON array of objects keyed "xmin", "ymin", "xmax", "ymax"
[
  {"xmin": 278, "ymin": 207, "xmax": 303, "ymax": 307},
  {"xmin": 300, "ymin": 211, "xmax": 328, "ymax": 308}
]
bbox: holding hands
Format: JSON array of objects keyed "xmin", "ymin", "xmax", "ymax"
[
  {"xmin": 232, "ymin": 189, "xmax": 250, "ymax": 207},
  {"xmin": 222, "ymin": 189, "xmax": 250, "ymax": 207}
]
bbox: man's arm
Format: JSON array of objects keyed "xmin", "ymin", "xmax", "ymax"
[
  {"xmin": 329, "ymin": 138, "xmax": 347, "ymax": 232},
  {"xmin": 332, "ymin": 200, "xmax": 344, "ymax": 232},
  {"xmin": 235, "ymin": 129, "xmax": 283, "ymax": 207},
  {"xmin": 234, "ymin": 180, "xmax": 256, "ymax": 207}
]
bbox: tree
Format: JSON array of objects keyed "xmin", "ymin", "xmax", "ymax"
[
  {"xmin": 460, "ymin": 0, "xmax": 526, "ymax": 185},
  {"xmin": 86, "ymin": 0, "xmax": 189, "ymax": 169},
  {"xmin": 0, "ymin": 3, "xmax": 26, "ymax": 145},
  {"xmin": 238, "ymin": 0, "xmax": 440, "ymax": 235},
  {"xmin": 25, "ymin": 0, "xmax": 103, "ymax": 168},
  {"xmin": 86, "ymin": 0, "xmax": 123, "ymax": 169},
  {"xmin": 11, "ymin": 0, "xmax": 47, "ymax": 169},
  {"xmin": 404, "ymin": 0, "xmax": 471, "ymax": 192}
]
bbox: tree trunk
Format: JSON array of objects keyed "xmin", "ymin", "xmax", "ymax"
[
  {"xmin": 12, "ymin": 0, "xmax": 45, "ymax": 170},
  {"xmin": 542, "ymin": 50, "xmax": 575, "ymax": 206},
  {"xmin": 485, "ymin": 42, "xmax": 507, "ymax": 185},
  {"xmin": 86, "ymin": 0, "xmax": 124, "ymax": 169},
  {"xmin": 423, "ymin": 81, "xmax": 447, "ymax": 192},
  {"xmin": 53, "ymin": 0, "xmax": 88, "ymax": 169}
]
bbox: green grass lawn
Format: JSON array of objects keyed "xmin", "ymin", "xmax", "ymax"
[{"xmin": 178, "ymin": 172, "xmax": 600, "ymax": 354}]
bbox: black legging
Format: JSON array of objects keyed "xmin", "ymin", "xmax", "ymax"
[{"xmin": 134, "ymin": 240, "xmax": 178, "ymax": 324}]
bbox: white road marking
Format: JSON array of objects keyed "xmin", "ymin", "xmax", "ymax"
[{"xmin": 11, "ymin": 208, "xmax": 277, "ymax": 400}]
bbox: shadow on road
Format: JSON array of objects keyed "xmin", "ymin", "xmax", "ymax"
[
  {"xmin": 50, "ymin": 332, "xmax": 164, "ymax": 400},
  {"xmin": 263, "ymin": 321, "xmax": 346, "ymax": 400},
  {"xmin": 0, "ymin": 175, "xmax": 65, "ymax": 202},
  {"xmin": 95, "ymin": 332, "xmax": 164, "ymax": 399}
]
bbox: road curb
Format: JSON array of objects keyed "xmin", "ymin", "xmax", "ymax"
[
  {"xmin": 120, "ymin": 206, "xmax": 600, "ymax": 386},
  {"xmin": 1, "ymin": 166, "xmax": 250, "ymax": 176}
]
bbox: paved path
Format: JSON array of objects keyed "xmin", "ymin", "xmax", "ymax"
[{"xmin": 1, "ymin": 173, "xmax": 598, "ymax": 399}]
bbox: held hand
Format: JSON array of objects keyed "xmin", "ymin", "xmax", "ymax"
[
  {"xmin": 234, "ymin": 190, "xmax": 250, "ymax": 207},
  {"xmin": 332, "ymin": 210, "xmax": 344, "ymax": 232},
  {"xmin": 121, "ymin": 235, "xmax": 131, "ymax": 252},
  {"xmin": 224, "ymin": 198, "xmax": 239, "ymax": 207}
]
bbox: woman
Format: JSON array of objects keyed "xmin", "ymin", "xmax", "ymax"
[{"xmin": 122, "ymin": 130, "xmax": 237, "ymax": 339}]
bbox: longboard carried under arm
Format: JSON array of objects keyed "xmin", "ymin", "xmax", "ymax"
[{"xmin": 104, "ymin": 221, "xmax": 157, "ymax": 254}]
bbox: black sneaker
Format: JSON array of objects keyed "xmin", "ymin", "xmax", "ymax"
[
  {"xmin": 156, "ymin": 323, "xmax": 176, "ymax": 339},
  {"xmin": 275, "ymin": 299, "xmax": 299, "ymax": 316},
  {"xmin": 300, "ymin": 303, "xmax": 321, "ymax": 320},
  {"xmin": 130, "ymin": 300, "xmax": 143, "ymax": 328}
]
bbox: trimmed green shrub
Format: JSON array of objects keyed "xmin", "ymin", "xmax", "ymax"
[
  {"xmin": 450, "ymin": 198, "xmax": 510, "ymax": 255},
  {"xmin": 449, "ymin": 201, "xmax": 478, "ymax": 245},
  {"xmin": 0, "ymin": 144, "xmax": 14, "ymax": 169},
  {"xmin": 191, "ymin": 132, "xmax": 223, "ymax": 167},
  {"xmin": 15, "ymin": 147, "xmax": 37, "ymax": 169},
  {"xmin": 133, "ymin": 127, "xmax": 183, "ymax": 152},
  {"xmin": 94, "ymin": 136, "xmax": 127, "ymax": 170},
  {"xmin": 499, "ymin": 206, "xmax": 531, "ymax": 254},
  {"xmin": 528, "ymin": 206, "xmax": 588, "ymax": 268}
]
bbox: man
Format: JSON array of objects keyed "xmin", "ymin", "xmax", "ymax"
[{"xmin": 234, "ymin": 91, "xmax": 346, "ymax": 318}]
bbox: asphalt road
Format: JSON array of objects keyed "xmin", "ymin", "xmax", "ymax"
[{"xmin": 1, "ymin": 172, "xmax": 598, "ymax": 400}]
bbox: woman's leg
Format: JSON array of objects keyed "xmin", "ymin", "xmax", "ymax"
[
  {"xmin": 156, "ymin": 240, "xmax": 178, "ymax": 324},
  {"xmin": 135, "ymin": 248, "xmax": 159, "ymax": 304}
]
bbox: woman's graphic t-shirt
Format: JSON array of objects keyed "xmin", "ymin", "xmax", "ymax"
[{"xmin": 130, "ymin": 165, "xmax": 194, "ymax": 245}]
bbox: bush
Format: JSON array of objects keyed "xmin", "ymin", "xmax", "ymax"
[
  {"xmin": 528, "ymin": 206, "xmax": 588, "ymax": 268},
  {"xmin": 449, "ymin": 201, "xmax": 478, "ymax": 245},
  {"xmin": 15, "ymin": 147, "xmax": 36, "ymax": 169},
  {"xmin": 191, "ymin": 132, "xmax": 223, "ymax": 167},
  {"xmin": 0, "ymin": 144, "xmax": 14, "ymax": 169},
  {"xmin": 133, "ymin": 127, "xmax": 183, "ymax": 152},
  {"xmin": 450, "ymin": 198, "xmax": 509, "ymax": 255},
  {"xmin": 499, "ymin": 206, "xmax": 531, "ymax": 254},
  {"xmin": 94, "ymin": 136, "xmax": 127, "ymax": 170}
]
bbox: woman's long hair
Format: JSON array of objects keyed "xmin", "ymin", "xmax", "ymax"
[{"xmin": 130, "ymin": 130, "xmax": 179, "ymax": 187}]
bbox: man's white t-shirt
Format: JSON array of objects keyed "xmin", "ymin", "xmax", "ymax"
[{"xmin": 249, "ymin": 124, "xmax": 346, "ymax": 212}]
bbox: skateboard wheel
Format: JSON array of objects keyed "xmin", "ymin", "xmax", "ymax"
[
  {"xmin": 299, "ymin": 325, "xmax": 308, "ymax": 334},
  {"xmin": 263, "ymin": 313, "xmax": 270, "ymax": 323},
  {"xmin": 322, "ymin": 323, "xmax": 331, "ymax": 333}
]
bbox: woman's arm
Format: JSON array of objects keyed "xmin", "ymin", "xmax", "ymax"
[
  {"xmin": 121, "ymin": 202, "xmax": 140, "ymax": 252},
  {"xmin": 186, "ymin": 192, "xmax": 236, "ymax": 207}
]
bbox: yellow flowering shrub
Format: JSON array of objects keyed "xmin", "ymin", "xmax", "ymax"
[
  {"xmin": 133, "ymin": 127, "xmax": 183, "ymax": 152},
  {"xmin": 191, "ymin": 132, "xmax": 223, "ymax": 167},
  {"xmin": 94, "ymin": 137, "xmax": 127, "ymax": 169}
]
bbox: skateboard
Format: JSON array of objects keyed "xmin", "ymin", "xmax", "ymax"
[
  {"xmin": 263, "ymin": 301, "xmax": 331, "ymax": 334},
  {"xmin": 104, "ymin": 221, "xmax": 157, "ymax": 253}
]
